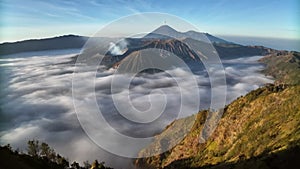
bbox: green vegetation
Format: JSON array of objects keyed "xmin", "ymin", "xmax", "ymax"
[
  {"xmin": 136, "ymin": 49, "xmax": 300, "ymax": 169},
  {"xmin": 165, "ymin": 145, "xmax": 300, "ymax": 169},
  {"xmin": 260, "ymin": 51, "xmax": 300, "ymax": 85},
  {"xmin": 2, "ymin": 49, "xmax": 299, "ymax": 169},
  {"xmin": 136, "ymin": 84, "xmax": 300, "ymax": 169},
  {"xmin": 0, "ymin": 140, "xmax": 113, "ymax": 169}
]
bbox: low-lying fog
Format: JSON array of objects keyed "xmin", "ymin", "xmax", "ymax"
[{"xmin": 0, "ymin": 49, "xmax": 273, "ymax": 168}]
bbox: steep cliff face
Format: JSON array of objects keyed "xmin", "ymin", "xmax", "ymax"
[
  {"xmin": 135, "ymin": 50, "xmax": 300, "ymax": 169},
  {"xmin": 135, "ymin": 84, "xmax": 300, "ymax": 169}
]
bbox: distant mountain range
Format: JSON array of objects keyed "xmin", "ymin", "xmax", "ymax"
[
  {"xmin": 0, "ymin": 25, "xmax": 276, "ymax": 62},
  {"xmin": 0, "ymin": 35, "xmax": 88, "ymax": 56},
  {"xmin": 102, "ymin": 25, "xmax": 277, "ymax": 70}
]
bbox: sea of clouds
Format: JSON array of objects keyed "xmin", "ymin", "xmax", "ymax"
[{"xmin": 0, "ymin": 50, "xmax": 273, "ymax": 168}]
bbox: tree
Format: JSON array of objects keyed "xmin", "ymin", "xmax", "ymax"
[
  {"xmin": 4, "ymin": 144, "xmax": 12, "ymax": 151},
  {"xmin": 40, "ymin": 142, "xmax": 50, "ymax": 157},
  {"xmin": 40, "ymin": 142, "xmax": 57, "ymax": 162},
  {"xmin": 56, "ymin": 154, "xmax": 69, "ymax": 168},
  {"xmin": 83, "ymin": 160, "xmax": 92, "ymax": 169},
  {"xmin": 91, "ymin": 160, "xmax": 106, "ymax": 169},
  {"xmin": 27, "ymin": 139, "xmax": 40, "ymax": 157},
  {"xmin": 48, "ymin": 148, "xmax": 56, "ymax": 162},
  {"xmin": 71, "ymin": 161, "xmax": 80, "ymax": 169}
]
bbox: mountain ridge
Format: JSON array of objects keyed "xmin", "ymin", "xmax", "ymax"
[
  {"xmin": 144, "ymin": 25, "xmax": 231, "ymax": 44},
  {"xmin": 135, "ymin": 51, "xmax": 300, "ymax": 169},
  {"xmin": 99, "ymin": 25, "xmax": 278, "ymax": 69},
  {"xmin": 0, "ymin": 35, "xmax": 88, "ymax": 56},
  {"xmin": 0, "ymin": 25, "xmax": 274, "ymax": 58},
  {"xmin": 136, "ymin": 83, "xmax": 300, "ymax": 169}
]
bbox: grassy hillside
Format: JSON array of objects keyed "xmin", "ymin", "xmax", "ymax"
[
  {"xmin": 135, "ymin": 51, "xmax": 300, "ymax": 169},
  {"xmin": 135, "ymin": 83, "xmax": 300, "ymax": 169},
  {"xmin": 260, "ymin": 51, "xmax": 300, "ymax": 85}
]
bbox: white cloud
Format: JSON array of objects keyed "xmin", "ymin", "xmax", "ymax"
[{"xmin": 0, "ymin": 51, "xmax": 273, "ymax": 168}]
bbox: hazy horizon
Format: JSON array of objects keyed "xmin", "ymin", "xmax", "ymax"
[{"xmin": 1, "ymin": 32, "xmax": 299, "ymax": 52}]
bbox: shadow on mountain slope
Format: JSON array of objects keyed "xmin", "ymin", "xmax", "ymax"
[{"xmin": 165, "ymin": 145, "xmax": 300, "ymax": 169}]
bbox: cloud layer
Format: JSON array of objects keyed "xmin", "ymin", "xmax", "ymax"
[{"xmin": 0, "ymin": 50, "xmax": 273, "ymax": 168}]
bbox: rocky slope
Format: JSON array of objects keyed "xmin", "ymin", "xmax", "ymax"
[
  {"xmin": 106, "ymin": 25, "xmax": 276, "ymax": 68},
  {"xmin": 260, "ymin": 51, "xmax": 300, "ymax": 85},
  {"xmin": 135, "ymin": 51, "xmax": 300, "ymax": 169},
  {"xmin": 101, "ymin": 38, "xmax": 273, "ymax": 70},
  {"xmin": 106, "ymin": 38, "xmax": 202, "ymax": 69}
]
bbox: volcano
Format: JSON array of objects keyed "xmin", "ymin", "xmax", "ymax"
[
  {"xmin": 144, "ymin": 25, "xmax": 231, "ymax": 44},
  {"xmin": 101, "ymin": 25, "xmax": 231, "ymax": 70}
]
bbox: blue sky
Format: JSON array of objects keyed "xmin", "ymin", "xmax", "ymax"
[{"xmin": 0, "ymin": 0, "xmax": 299, "ymax": 42}]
